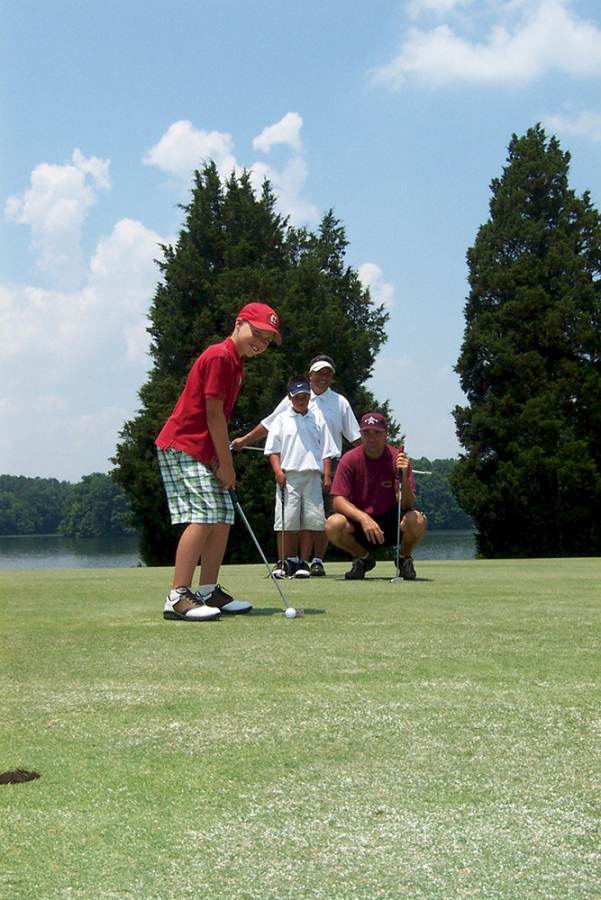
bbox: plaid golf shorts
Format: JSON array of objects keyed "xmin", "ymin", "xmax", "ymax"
[{"xmin": 157, "ymin": 448, "xmax": 234, "ymax": 525}]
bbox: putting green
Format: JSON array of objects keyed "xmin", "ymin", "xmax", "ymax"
[{"xmin": 1, "ymin": 558, "xmax": 599, "ymax": 898}]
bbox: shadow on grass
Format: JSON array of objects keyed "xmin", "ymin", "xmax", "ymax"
[
  {"xmin": 331, "ymin": 575, "xmax": 434, "ymax": 583},
  {"xmin": 249, "ymin": 607, "xmax": 326, "ymax": 617}
]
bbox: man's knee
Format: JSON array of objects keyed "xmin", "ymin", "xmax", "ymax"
[
  {"xmin": 402, "ymin": 509, "xmax": 427, "ymax": 539},
  {"xmin": 325, "ymin": 513, "xmax": 350, "ymax": 545}
]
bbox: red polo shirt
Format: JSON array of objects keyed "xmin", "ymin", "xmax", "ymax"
[
  {"xmin": 330, "ymin": 444, "xmax": 416, "ymax": 516},
  {"xmin": 155, "ymin": 337, "xmax": 244, "ymax": 464}
]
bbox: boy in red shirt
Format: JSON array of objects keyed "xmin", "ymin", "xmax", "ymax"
[
  {"xmin": 326, "ymin": 412, "xmax": 427, "ymax": 580},
  {"xmin": 156, "ymin": 302, "xmax": 281, "ymax": 621}
]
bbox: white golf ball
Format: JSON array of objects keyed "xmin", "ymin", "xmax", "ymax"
[{"xmin": 284, "ymin": 607, "xmax": 297, "ymax": 619}]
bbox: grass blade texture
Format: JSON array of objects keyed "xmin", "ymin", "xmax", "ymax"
[{"xmin": 1, "ymin": 558, "xmax": 599, "ymax": 898}]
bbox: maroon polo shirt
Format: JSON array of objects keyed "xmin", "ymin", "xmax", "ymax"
[
  {"xmin": 156, "ymin": 337, "xmax": 244, "ymax": 464},
  {"xmin": 330, "ymin": 444, "xmax": 416, "ymax": 516}
]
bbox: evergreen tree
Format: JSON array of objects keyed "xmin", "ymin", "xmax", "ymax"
[
  {"xmin": 113, "ymin": 163, "xmax": 390, "ymax": 565},
  {"xmin": 452, "ymin": 126, "xmax": 601, "ymax": 557}
]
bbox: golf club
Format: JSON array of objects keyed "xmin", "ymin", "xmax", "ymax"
[
  {"xmin": 228, "ymin": 487, "xmax": 304, "ymax": 617},
  {"xmin": 229, "ymin": 443, "xmax": 266, "ymax": 453},
  {"xmin": 390, "ymin": 443, "xmax": 405, "ymax": 584},
  {"xmin": 280, "ymin": 482, "xmax": 287, "ymax": 576}
]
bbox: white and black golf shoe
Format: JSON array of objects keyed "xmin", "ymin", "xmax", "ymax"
[
  {"xmin": 196, "ymin": 584, "xmax": 253, "ymax": 615},
  {"xmin": 163, "ymin": 587, "xmax": 221, "ymax": 622}
]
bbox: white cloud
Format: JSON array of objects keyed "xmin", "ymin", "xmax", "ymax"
[
  {"xmin": 0, "ymin": 218, "xmax": 165, "ymax": 363},
  {"xmin": 4, "ymin": 150, "xmax": 111, "ymax": 287},
  {"xmin": 252, "ymin": 112, "xmax": 303, "ymax": 153},
  {"xmin": 0, "ymin": 209, "xmax": 168, "ymax": 478},
  {"xmin": 249, "ymin": 155, "xmax": 319, "ymax": 226},
  {"xmin": 407, "ymin": 0, "xmax": 469, "ymax": 17},
  {"xmin": 249, "ymin": 113, "xmax": 318, "ymax": 224},
  {"xmin": 373, "ymin": 0, "xmax": 601, "ymax": 89},
  {"xmin": 1, "ymin": 116, "xmax": 321, "ymax": 479},
  {"xmin": 545, "ymin": 107, "xmax": 601, "ymax": 142},
  {"xmin": 143, "ymin": 120, "xmax": 238, "ymax": 181},
  {"xmin": 358, "ymin": 262, "xmax": 395, "ymax": 308},
  {"xmin": 144, "ymin": 114, "xmax": 319, "ymax": 227}
]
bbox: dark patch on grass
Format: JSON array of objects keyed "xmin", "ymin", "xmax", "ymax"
[{"xmin": 0, "ymin": 769, "xmax": 41, "ymax": 785}]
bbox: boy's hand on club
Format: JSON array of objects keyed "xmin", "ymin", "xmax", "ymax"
[
  {"xmin": 215, "ymin": 460, "xmax": 236, "ymax": 489},
  {"xmin": 276, "ymin": 471, "xmax": 287, "ymax": 489}
]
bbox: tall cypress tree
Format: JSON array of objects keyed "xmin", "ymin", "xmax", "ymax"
[
  {"xmin": 452, "ymin": 125, "xmax": 601, "ymax": 557},
  {"xmin": 113, "ymin": 163, "xmax": 390, "ymax": 564}
]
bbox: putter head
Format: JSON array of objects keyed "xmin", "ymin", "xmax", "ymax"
[{"xmin": 389, "ymin": 576, "xmax": 403, "ymax": 583}]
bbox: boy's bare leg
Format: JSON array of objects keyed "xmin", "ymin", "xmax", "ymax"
[
  {"xmin": 311, "ymin": 530, "xmax": 329, "ymax": 559},
  {"xmin": 300, "ymin": 530, "xmax": 321, "ymax": 562},
  {"xmin": 172, "ymin": 522, "xmax": 230, "ymax": 589},
  {"xmin": 277, "ymin": 533, "xmax": 298, "ymax": 559},
  {"xmin": 283, "ymin": 531, "xmax": 300, "ymax": 559},
  {"xmin": 198, "ymin": 523, "xmax": 230, "ymax": 585}
]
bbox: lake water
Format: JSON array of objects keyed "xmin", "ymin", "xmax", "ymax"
[{"xmin": 0, "ymin": 530, "xmax": 476, "ymax": 570}]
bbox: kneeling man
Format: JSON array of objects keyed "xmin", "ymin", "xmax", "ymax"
[{"xmin": 325, "ymin": 412, "xmax": 427, "ymax": 580}]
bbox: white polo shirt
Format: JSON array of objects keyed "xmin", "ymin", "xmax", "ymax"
[
  {"xmin": 261, "ymin": 388, "xmax": 360, "ymax": 457},
  {"xmin": 264, "ymin": 407, "xmax": 338, "ymax": 472}
]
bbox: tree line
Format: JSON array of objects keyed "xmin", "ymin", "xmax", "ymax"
[
  {"xmin": 0, "ymin": 473, "xmax": 135, "ymax": 538},
  {"xmin": 0, "ymin": 464, "xmax": 470, "ymax": 538}
]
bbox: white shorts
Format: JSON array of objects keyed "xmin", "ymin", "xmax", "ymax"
[{"xmin": 273, "ymin": 470, "xmax": 325, "ymax": 532}]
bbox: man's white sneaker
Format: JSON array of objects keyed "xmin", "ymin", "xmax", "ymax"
[
  {"xmin": 196, "ymin": 585, "xmax": 253, "ymax": 615},
  {"xmin": 163, "ymin": 587, "xmax": 221, "ymax": 621}
]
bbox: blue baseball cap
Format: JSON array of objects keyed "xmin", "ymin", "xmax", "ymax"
[{"xmin": 288, "ymin": 378, "xmax": 311, "ymax": 396}]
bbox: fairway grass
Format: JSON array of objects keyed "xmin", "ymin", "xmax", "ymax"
[{"xmin": 1, "ymin": 559, "xmax": 599, "ymax": 899}]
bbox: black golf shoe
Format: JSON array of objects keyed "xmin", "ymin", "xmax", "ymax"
[
  {"xmin": 344, "ymin": 554, "xmax": 376, "ymax": 580},
  {"xmin": 196, "ymin": 584, "xmax": 253, "ymax": 614},
  {"xmin": 294, "ymin": 560, "xmax": 311, "ymax": 578},
  {"xmin": 400, "ymin": 557, "xmax": 417, "ymax": 580},
  {"xmin": 273, "ymin": 559, "xmax": 294, "ymax": 579}
]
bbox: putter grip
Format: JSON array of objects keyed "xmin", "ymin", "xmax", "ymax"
[{"xmin": 228, "ymin": 488, "xmax": 239, "ymax": 504}]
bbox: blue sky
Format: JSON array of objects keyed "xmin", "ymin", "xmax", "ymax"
[{"xmin": 2, "ymin": 0, "xmax": 601, "ymax": 481}]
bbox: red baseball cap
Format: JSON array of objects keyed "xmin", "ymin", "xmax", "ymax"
[
  {"xmin": 359, "ymin": 412, "xmax": 388, "ymax": 432},
  {"xmin": 237, "ymin": 302, "xmax": 282, "ymax": 345}
]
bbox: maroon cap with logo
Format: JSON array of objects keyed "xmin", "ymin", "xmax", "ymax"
[
  {"xmin": 237, "ymin": 302, "xmax": 282, "ymax": 345},
  {"xmin": 359, "ymin": 412, "xmax": 388, "ymax": 432}
]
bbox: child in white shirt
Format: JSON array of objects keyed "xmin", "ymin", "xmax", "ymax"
[{"xmin": 265, "ymin": 377, "xmax": 338, "ymax": 578}]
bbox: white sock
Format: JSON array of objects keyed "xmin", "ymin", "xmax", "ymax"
[
  {"xmin": 169, "ymin": 587, "xmax": 189, "ymax": 602},
  {"xmin": 197, "ymin": 583, "xmax": 216, "ymax": 597},
  {"xmin": 288, "ymin": 556, "xmax": 300, "ymax": 563}
]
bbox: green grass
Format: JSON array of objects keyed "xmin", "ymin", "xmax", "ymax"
[{"xmin": 1, "ymin": 559, "xmax": 600, "ymax": 899}]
